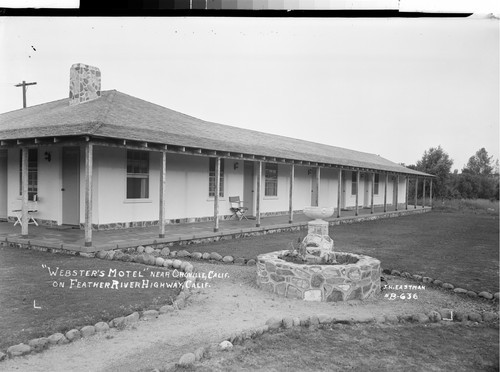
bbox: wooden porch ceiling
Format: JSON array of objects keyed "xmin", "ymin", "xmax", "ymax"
[{"xmin": 0, "ymin": 135, "xmax": 436, "ymax": 178}]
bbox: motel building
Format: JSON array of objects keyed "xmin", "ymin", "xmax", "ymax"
[{"xmin": 0, "ymin": 64, "xmax": 434, "ymax": 250}]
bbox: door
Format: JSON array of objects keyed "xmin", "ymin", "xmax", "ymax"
[
  {"xmin": 393, "ymin": 176, "xmax": 398, "ymax": 208},
  {"xmin": 243, "ymin": 161, "xmax": 254, "ymax": 216},
  {"xmin": 310, "ymin": 169, "xmax": 318, "ymax": 206},
  {"xmin": 341, "ymin": 170, "xmax": 347, "ymax": 210},
  {"xmin": 0, "ymin": 150, "xmax": 7, "ymax": 219},
  {"xmin": 364, "ymin": 174, "xmax": 370, "ymax": 208},
  {"xmin": 62, "ymin": 147, "xmax": 80, "ymax": 225}
]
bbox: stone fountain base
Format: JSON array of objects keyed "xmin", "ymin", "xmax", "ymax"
[{"xmin": 256, "ymin": 251, "xmax": 381, "ymax": 302}]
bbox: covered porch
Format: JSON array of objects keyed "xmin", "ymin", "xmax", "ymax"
[
  {"xmin": 5, "ymin": 138, "xmax": 435, "ymax": 249},
  {"xmin": 0, "ymin": 204, "xmax": 432, "ymax": 253}
]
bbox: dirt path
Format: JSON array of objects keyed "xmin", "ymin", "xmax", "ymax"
[{"xmin": 2, "ymin": 262, "xmax": 497, "ymax": 372}]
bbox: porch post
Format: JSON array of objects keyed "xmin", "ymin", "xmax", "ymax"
[
  {"xmin": 355, "ymin": 170, "xmax": 359, "ymax": 216},
  {"xmin": 414, "ymin": 176, "xmax": 418, "ymax": 209},
  {"xmin": 370, "ymin": 172, "xmax": 375, "ymax": 214},
  {"xmin": 289, "ymin": 164, "xmax": 294, "ymax": 223},
  {"xmin": 21, "ymin": 147, "xmax": 29, "ymax": 237},
  {"xmin": 383, "ymin": 173, "xmax": 388, "ymax": 213},
  {"xmin": 337, "ymin": 169, "xmax": 342, "ymax": 218},
  {"xmin": 213, "ymin": 157, "xmax": 220, "ymax": 232},
  {"xmin": 315, "ymin": 166, "xmax": 321, "ymax": 206},
  {"xmin": 405, "ymin": 176, "xmax": 409, "ymax": 210},
  {"xmin": 256, "ymin": 161, "xmax": 262, "ymax": 227},
  {"xmin": 430, "ymin": 179, "xmax": 433, "ymax": 209},
  {"xmin": 395, "ymin": 175, "xmax": 399, "ymax": 211},
  {"xmin": 422, "ymin": 178, "xmax": 426, "ymax": 208},
  {"xmin": 159, "ymin": 151, "xmax": 166, "ymax": 238},
  {"xmin": 84, "ymin": 142, "xmax": 93, "ymax": 247}
]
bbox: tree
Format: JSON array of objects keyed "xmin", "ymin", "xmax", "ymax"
[
  {"xmin": 463, "ymin": 148, "xmax": 494, "ymax": 176},
  {"xmin": 415, "ymin": 146, "xmax": 453, "ymax": 199},
  {"xmin": 460, "ymin": 148, "xmax": 499, "ymax": 200}
]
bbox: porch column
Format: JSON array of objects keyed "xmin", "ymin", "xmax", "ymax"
[
  {"xmin": 213, "ymin": 156, "xmax": 220, "ymax": 232},
  {"xmin": 159, "ymin": 151, "xmax": 166, "ymax": 238},
  {"xmin": 355, "ymin": 170, "xmax": 359, "ymax": 216},
  {"xmin": 84, "ymin": 142, "xmax": 93, "ymax": 247},
  {"xmin": 256, "ymin": 161, "xmax": 262, "ymax": 227},
  {"xmin": 315, "ymin": 166, "xmax": 321, "ymax": 206},
  {"xmin": 289, "ymin": 164, "xmax": 294, "ymax": 223},
  {"xmin": 21, "ymin": 147, "xmax": 29, "ymax": 237},
  {"xmin": 414, "ymin": 176, "xmax": 418, "ymax": 209},
  {"xmin": 383, "ymin": 173, "xmax": 388, "ymax": 213},
  {"xmin": 430, "ymin": 179, "xmax": 433, "ymax": 209},
  {"xmin": 422, "ymin": 178, "xmax": 426, "ymax": 208},
  {"xmin": 395, "ymin": 175, "xmax": 399, "ymax": 211},
  {"xmin": 405, "ymin": 176, "xmax": 409, "ymax": 210},
  {"xmin": 337, "ymin": 169, "xmax": 342, "ymax": 218},
  {"xmin": 370, "ymin": 172, "xmax": 375, "ymax": 214}
]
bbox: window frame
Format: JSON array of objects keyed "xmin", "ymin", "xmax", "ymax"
[
  {"xmin": 208, "ymin": 158, "xmax": 224, "ymax": 198},
  {"xmin": 264, "ymin": 162, "xmax": 278, "ymax": 197},
  {"xmin": 19, "ymin": 148, "xmax": 38, "ymax": 201},
  {"xmin": 351, "ymin": 171, "xmax": 358, "ymax": 196},
  {"xmin": 374, "ymin": 174, "xmax": 379, "ymax": 195},
  {"xmin": 126, "ymin": 150, "xmax": 150, "ymax": 199}
]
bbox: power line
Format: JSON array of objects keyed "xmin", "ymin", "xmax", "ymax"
[{"xmin": 14, "ymin": 81, "xmax": 37, "ymax": 108}]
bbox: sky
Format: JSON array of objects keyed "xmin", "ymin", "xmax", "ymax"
[{"xmin": 0, "ymin": 16, "xmax": 498, "ymax": 171}]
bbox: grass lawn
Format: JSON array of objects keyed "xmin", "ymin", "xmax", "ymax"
[
  {"xmin": 0, "ymin": 246, "xmax": 181, "ymax": 351},
  {"xmin": 173, "ymin": 323, "xmax": 499, "ymax": 372},
  {"xmin": 183, "ymin": 210, "xmax": 499, "ymax": 293}
]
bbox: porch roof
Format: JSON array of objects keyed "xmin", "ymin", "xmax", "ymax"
[{"xmin": 0, "ymin": 90, "xmax": 432, "ymax": 177}]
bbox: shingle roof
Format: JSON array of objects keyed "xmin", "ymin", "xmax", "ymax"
[{"xmin": 0, "ymin": 90, "xmax": 431, "ymax": 176}]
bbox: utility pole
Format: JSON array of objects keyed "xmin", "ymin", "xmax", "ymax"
[{"xmin": 14, "ymin": 81, "xmax": 37, "ymax": 108}]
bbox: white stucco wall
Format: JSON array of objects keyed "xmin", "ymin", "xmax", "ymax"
[
  {"xmin": 342, "ymin": 171, "xmax": 408, "ymax": 208},
  {"xmin": 1, "ymin": 144, "xmax": 413, "ymax": 226},
  {"xmin": 258, "ymin": 165, "xmax": 341, "ymax": 214},
  {"xmin": 93, "ymin": 148, "xmax": 247, "ymax": 224},
  {"xmin": 260, "ymin": 163, "xmax": 291, "ymax": 214},
  {"xmin": 6, "ymin": 147, "xmax": 62, "ymax": 223}
]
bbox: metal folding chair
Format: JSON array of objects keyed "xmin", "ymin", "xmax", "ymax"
[{"xmin": 229, "ymin": 196, "xmax": 248, "ymax": 221}]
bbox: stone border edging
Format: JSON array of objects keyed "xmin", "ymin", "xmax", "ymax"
[
  {"xmin": 175, "ymin": 307, "xmax": 500, "ymax": 368},
  {"xmin": 109, "ymin": 244, "xmax": 499, "ymax": 304},
  {"xmin": 383, "ymin": 268, "xmax": 500, "ymax": 302},
  {"xmin": 0, "ymin": 254, "xmax": 198, "ymax": 362}
]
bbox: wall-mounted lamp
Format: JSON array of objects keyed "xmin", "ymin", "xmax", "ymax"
[
  {"xmin": 234, "ymin": 162, "xmax": 239, "ymax": 170},
  {"xmin": 44, "ymin": 151, "xmax": 51, "ymax": 162}
]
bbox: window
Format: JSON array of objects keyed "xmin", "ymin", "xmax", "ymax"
[
  {"xmin": 374, "ymin": 174, "xmax": 379, "ymax": 195},
  {"xmin": 19, "ymin": 149, "xmax": 38, "ymax": 201},
  {"xmin": 209, "ymin": 158, "xmax": 224, "ymax": 197},
  {"xmin": 265, "ymin": 163, "xmax": 278, "ymax": 197},
  {"xmin": 351, "ymin": 171, "xmax": 357, "ymax": 195},
  {"xmin": 126, "ymin": 150, "xmax": 149, "ymax": 199}
]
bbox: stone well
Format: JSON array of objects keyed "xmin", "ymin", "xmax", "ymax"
[{"xmin": 256, "ymin": 251, "xmax": 381, "ymax": 302}]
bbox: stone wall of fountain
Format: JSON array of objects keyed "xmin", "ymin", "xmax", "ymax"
[{"xmin": 256, "ymin": 207, "xmax": 381, "ymax": 302}]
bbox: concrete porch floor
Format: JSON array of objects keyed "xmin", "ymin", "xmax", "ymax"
[{"xmin": 0, "ymin": 205, "xmax": 432, "ymax": 253}]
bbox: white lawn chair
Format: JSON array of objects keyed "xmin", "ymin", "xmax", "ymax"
[{"xmin": 11, "ymin": 199, "xmax": 38, "ymax": 227}]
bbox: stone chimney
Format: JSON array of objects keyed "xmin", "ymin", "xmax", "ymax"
[{"xmin": 69, "ymin": 63, "xmax": 101, "ymax": 106}]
